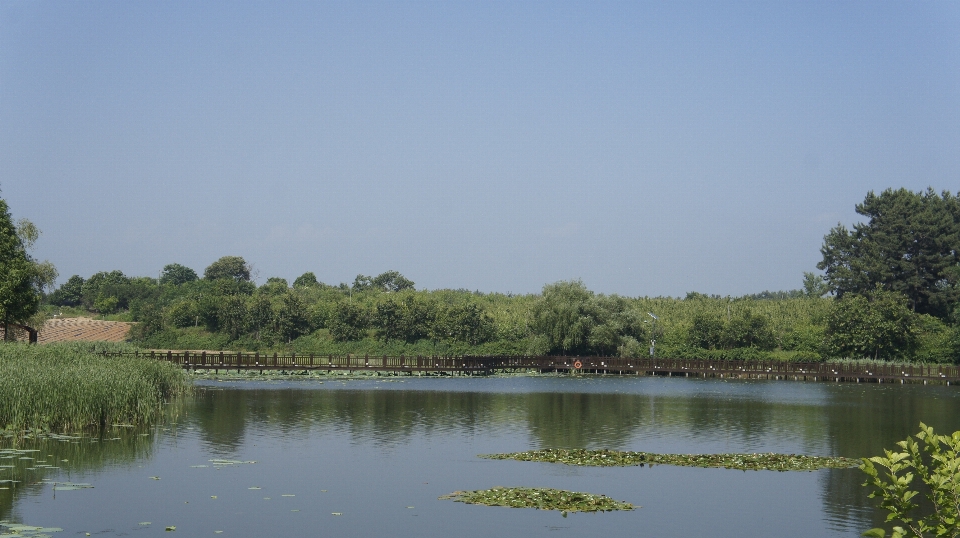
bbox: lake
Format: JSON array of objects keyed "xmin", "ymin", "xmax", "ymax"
[{"xmin": 2, "ymin": 375, "xmax": 959, "ymax": 537}]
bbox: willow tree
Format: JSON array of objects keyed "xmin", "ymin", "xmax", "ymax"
[
  {"xmin": 0, "ymin": 195, "xmax": 57, "ymax": 342},
  {"xmin": 530, "ymin": 280, "xmax": 597, "ymax": 355}
]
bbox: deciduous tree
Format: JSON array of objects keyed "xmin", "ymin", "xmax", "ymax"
[
  {"xmin": 49, "ymin": 275, "xmax": 85, "ymax": 307},
  {"xmin": 825, "ymin": 286, "xmax": 919, "ymax": 360},
  {"xmin": 0, "ymin": 196, "xmax": 57, "ymax": 340},
  {"xmin": 530, "ymin": 281, "xmax": 597, "ymax": 355},
  {"xmin": 293, "ymin": 272, "xmax": 319, "ymax": 288},
  {"xmin": 160, "ymin": 264, "xmax": 198, "ymax": 286},
  {"xmin": 204, "ymin": 256, "xmax": 252, "ymax": 282},
  {"xmin": 329, "ymin": 302, "xmax": 368, "ymax": 342}
]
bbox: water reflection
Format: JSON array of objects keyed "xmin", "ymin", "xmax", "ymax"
[
  {"xmin": 187, "ymin": 379, "xmax": 960, "ymax": 455},
  {"xmin": 0, "ymin": 430, "xmax": 159, "ymax": 522},
  {"xmin": 4, "ymin": 377, "xmax": 959, "ymax": 537}
]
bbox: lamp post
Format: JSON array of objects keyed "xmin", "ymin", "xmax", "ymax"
[{"xmin": 647, "ymin": 312, "xmax": 659, "ymax": 358}]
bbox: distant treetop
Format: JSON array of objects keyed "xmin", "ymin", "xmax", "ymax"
[
  {"xmin": 204, "ymin": 256, "xmax": 252, "ymax": 282},
  {"xmin": 352, "ymin": 270, "xmax": 415, "ymax": 292},
  {"xmin": 293, "ymin": 272, "xmax": 319, "ymax": 288},
  {"xmin": 160, "ymin": 263, "xmax": 198, "ymax": 286}
]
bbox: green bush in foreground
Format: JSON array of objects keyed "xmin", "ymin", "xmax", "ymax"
[
  {"xmin": 861, "ymin": 423, "xmax": 960, "ymax": 538},
  {"xmin": 0, "ymin": 342, "xmax": 190, "ymax": 433}
]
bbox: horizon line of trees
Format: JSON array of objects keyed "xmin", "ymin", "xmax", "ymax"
[{"xmin": 6, "ymin": 187, "xmax": 960, "ymax": 362}]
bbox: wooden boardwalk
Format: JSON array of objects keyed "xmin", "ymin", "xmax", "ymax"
[{"xmin": 105, "ymin": 351, "xmax": 960, "ymax": 384}]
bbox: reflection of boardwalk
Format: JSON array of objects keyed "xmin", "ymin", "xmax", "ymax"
[{"xmin": 38, "ymin": 318, "xmax": 132, "ymax": 343}]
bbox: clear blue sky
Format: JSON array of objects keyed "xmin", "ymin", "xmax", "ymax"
[{"xmin": 2, "ymin": 1, "xmax": 958, "ymax": 296}]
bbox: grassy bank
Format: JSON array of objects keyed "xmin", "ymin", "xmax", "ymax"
[{"xmin": 0, "ymin": 343, "xmax": 190, "ymax": 433}]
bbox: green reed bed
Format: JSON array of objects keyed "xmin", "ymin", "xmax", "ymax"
[
  {"xmin": 480, "ymin": 449, "xmax": 859, "ymax": 471},
  {"xmin": 0, "ymin": 343, "xmax": 190, "ymax": 433}
]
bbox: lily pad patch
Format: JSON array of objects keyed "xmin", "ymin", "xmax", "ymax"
[
  {"xmin": 440, "ymin": 487, "xmax": 634, "ymax": 513},
  {"xmin": 479, "ymin": 449, "xmax": 860, "ymax": 471},
  {"xmin": 0, "ymin": 521, "xmax": 63, "ymax": 538}
]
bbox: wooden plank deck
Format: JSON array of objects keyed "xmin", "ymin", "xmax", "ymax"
[{"xmin": 102, "ymin": 351, "xmax": 960, "ymax": 384}]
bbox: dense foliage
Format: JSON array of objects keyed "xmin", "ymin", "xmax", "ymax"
[
  {"xmin": 0, "ymin": 194, "xmax": 56, "ymax": 339},
  {"xmin": 34, "ymin": 188, "xmax": 960, "ymax": 363},
  {"xmin": 39, "ymin": 262, "xmax": 958, "ymax": 362}
]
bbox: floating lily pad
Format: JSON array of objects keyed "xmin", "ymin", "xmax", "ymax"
[
  {"xmin": 4, "ymin": 524, "xmax": 41, "ymax": 531},
  {"xmin": 0, "ymin": 522, "xmax": 63, "ymax": 537},
  {"xmin": 479, "ymin": 449, "xmax": 860, "ymax": 472},
  {"xmin": 440, "ymin": 487, "xmax": 635, "ymax": 512}
]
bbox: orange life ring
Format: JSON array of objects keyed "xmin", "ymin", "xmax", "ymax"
[{"xmin": 573, "ymin": 360, "xmax": 582, "ymax": 369}]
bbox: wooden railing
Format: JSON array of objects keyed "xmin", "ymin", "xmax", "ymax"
[{"xmin": 101, "ymin": 351, "xmax": 960, "ymax": 383}]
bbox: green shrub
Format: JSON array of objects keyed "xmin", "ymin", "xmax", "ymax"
[
  {"xmin": 166, "ymin": 300, "xmax": 199, "ymax": 328},
  {"xmin": 861, "ymin": 423, "xmax": 960, "ymax": 538}
]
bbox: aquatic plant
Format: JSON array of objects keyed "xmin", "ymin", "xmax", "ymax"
[
  {"xmin": 439, "ymin": 487, "xmax": 634, "ymax": 513},
  {"xmin": 480, "ymin": 448, "xmax": 859, "ymax": 471},
  {"xmin": 0, "ymin": 342, "xmax": 190, "ymax": 433},
  {"xmin": 0, "ymin": 521, "xmax": 63, "ymax": 537}
]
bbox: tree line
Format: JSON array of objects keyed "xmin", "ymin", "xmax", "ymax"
[{"xmin": 4, "ymin": 188, "xmax": 959, "ymax": 362}]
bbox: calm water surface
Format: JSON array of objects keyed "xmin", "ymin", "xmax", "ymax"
[{"xmin": 2, "ymin": 376, "xmax": 959, "ymax": 537}]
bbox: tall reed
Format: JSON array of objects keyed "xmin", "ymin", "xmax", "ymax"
[{"xmin": 0, "ymin": 342, "xmax": 190, "ymax": 433}]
